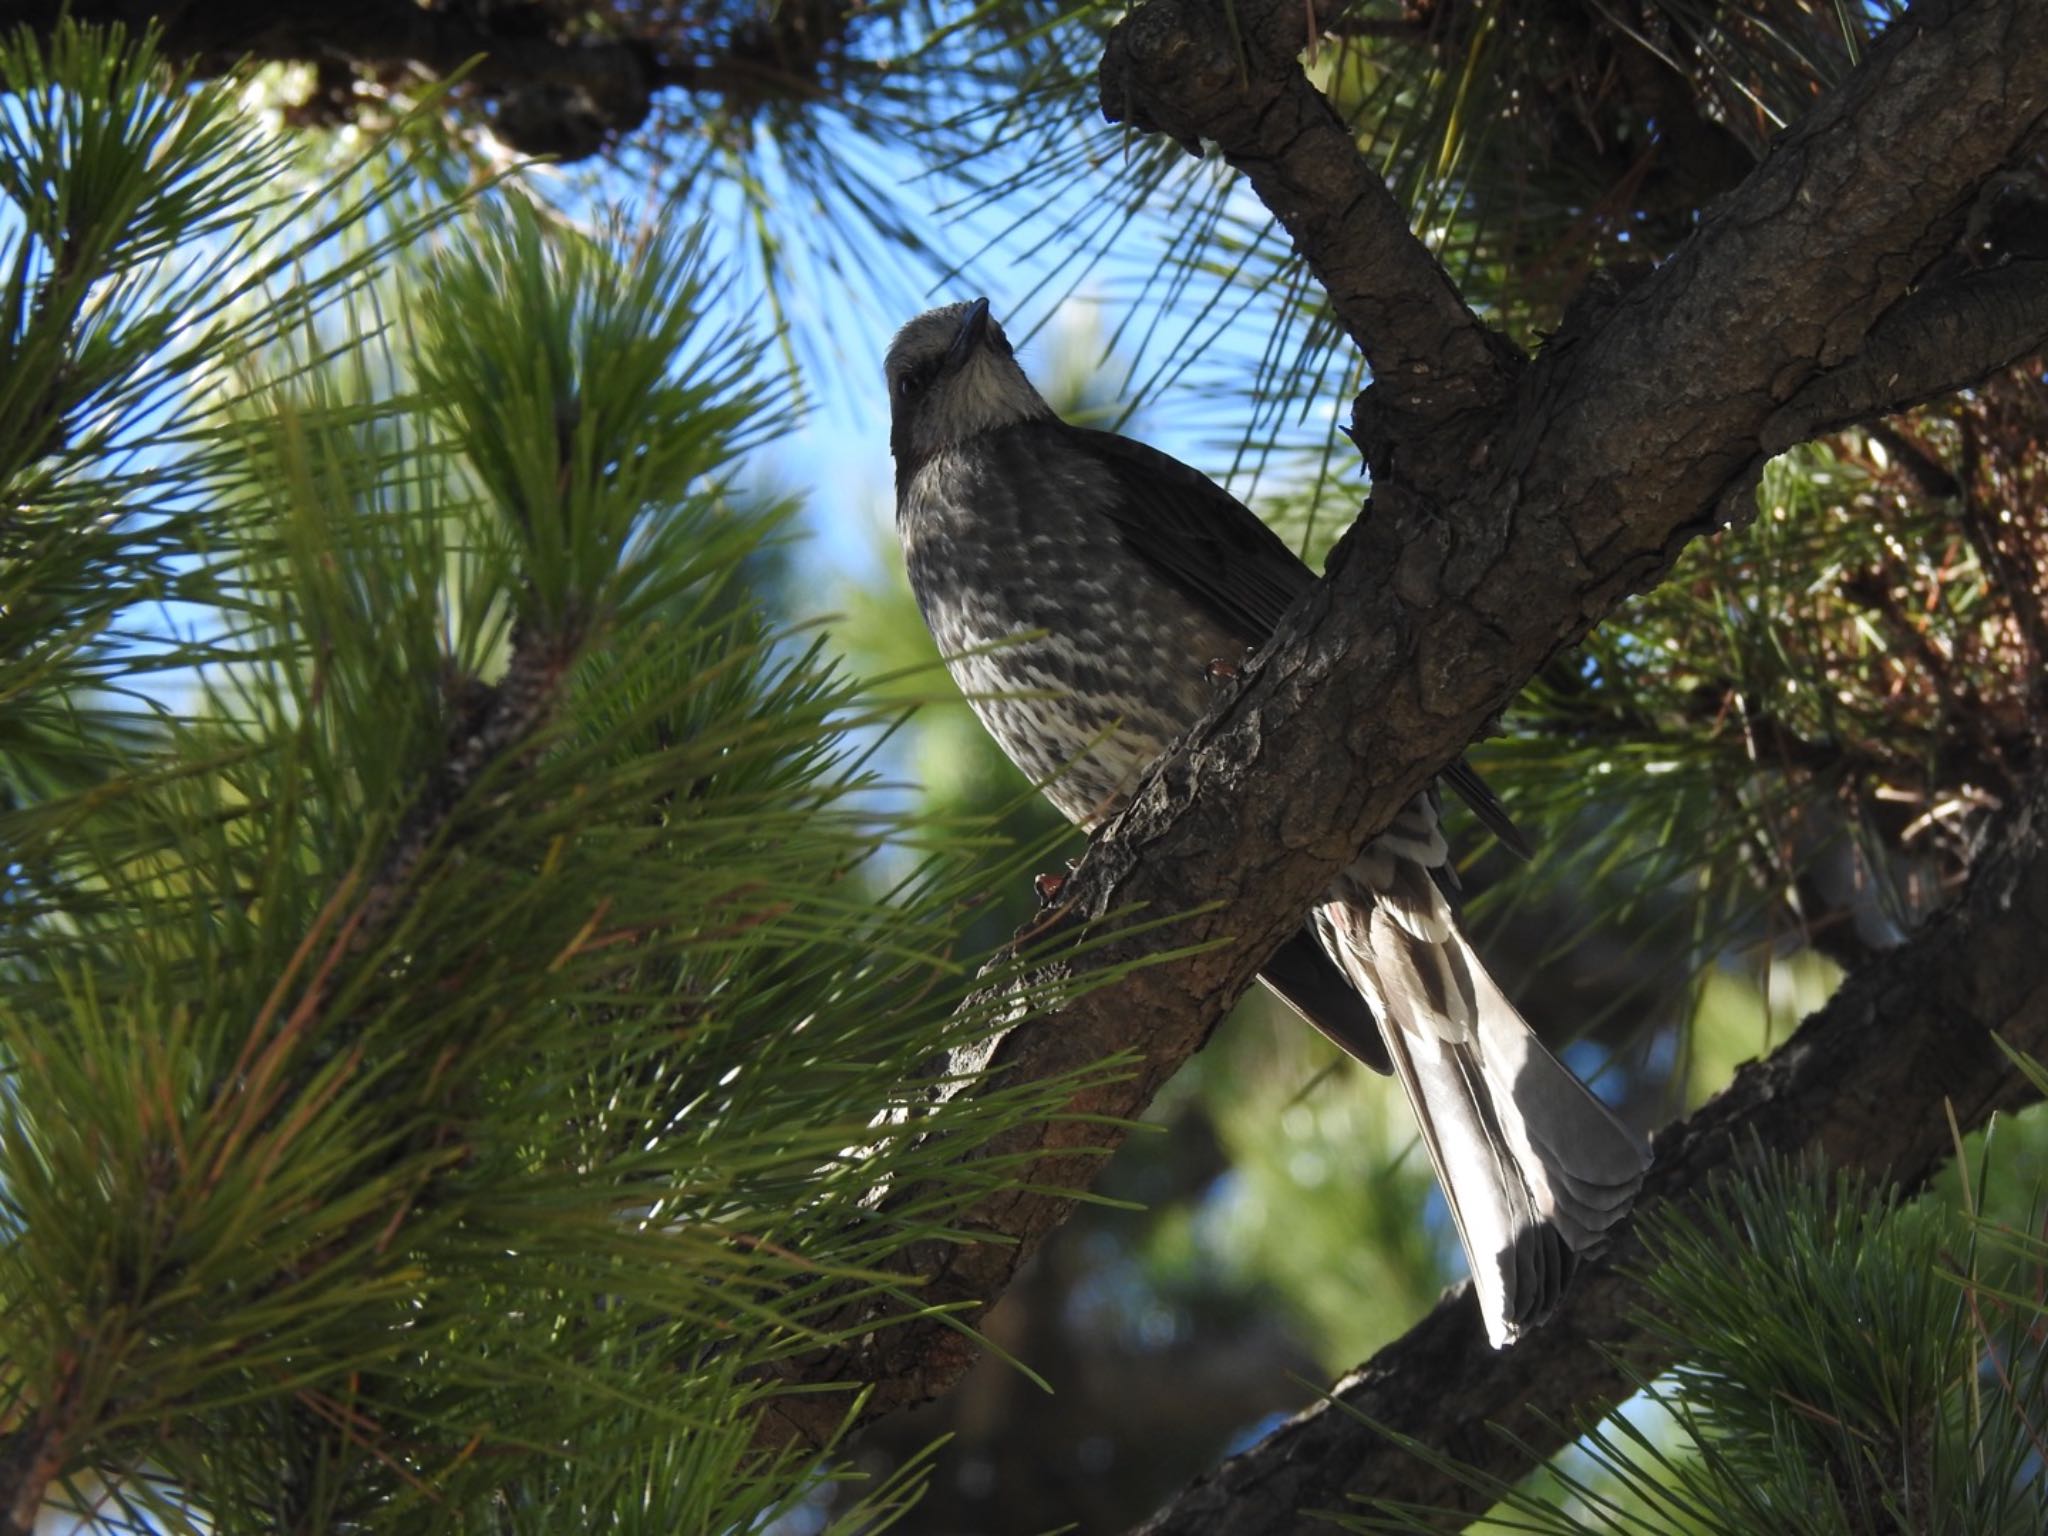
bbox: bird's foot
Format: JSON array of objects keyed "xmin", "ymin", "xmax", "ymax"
[
  {"xmin": 1204, "ymin": 653, "xmax": 1249, "ymax": 686},
  {"xmin": 1032, "ymin": 858, "xmax": 1080, "ymax": 909}
]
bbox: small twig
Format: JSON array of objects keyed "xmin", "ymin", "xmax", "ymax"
[{"xmin": 0, "ymin": 1359, "xmax": 81, "ymax": 1536}]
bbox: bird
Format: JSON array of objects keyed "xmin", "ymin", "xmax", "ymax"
[{"xmin": 885, "ymin": 297, "xmax": 1650, "ymax": 1347}]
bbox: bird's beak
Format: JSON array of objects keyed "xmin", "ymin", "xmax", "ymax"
[{"xmin": 944, "ymin": 297, "xmax": 992, "ymax": 375}]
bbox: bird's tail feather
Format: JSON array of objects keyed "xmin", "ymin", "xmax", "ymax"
[
  {"xmin": 1463, "ymin": 941, "xmax": 1646, "ymax": 1256},
  {"xmin": 1317, "ymin": 883, "xmax": 1648, "ymax": 1347},
  {"xmin": 1375, "ymin": 1005, "xmax": 1574, "ymax": 1344}
]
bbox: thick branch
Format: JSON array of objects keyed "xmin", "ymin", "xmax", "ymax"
[
  {"xmin": 1763, "ymin": 260, "xmax": 2048, "ymax": 448},
  {"xmin": 759, "ymin": 0, "xmax": 2048, "ymax": 1459},
  {"xmin": 1508, "ymin": 3, "xmax": 2046, "ymax": 566},
  {"xmin": 26, "ymin": 1, "xmax": 676, "ymax": 156},
  {"xmin": 1099, "ymin": 0, "xmax": 1522, "ymax": 455},
  {"xmin": 1131, "ymin": 769, "xmax": 2048, "ymax": 1535}
]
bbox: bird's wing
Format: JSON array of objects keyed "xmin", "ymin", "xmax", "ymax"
[
  {"xmin": 1438, "ymin": 757, "xmax": 1533, "ymax": 861},
  {"xmin": 1260, "ymin": 926, "xmax": 1393, "ymax": 1074},
  {"xmin": 1057, "ymin": 422, "xmax": 1313, "ymax": 642},
  {"xmin": 1055, "ymin": 421, "xmax": 1534, "ymax": 859}
]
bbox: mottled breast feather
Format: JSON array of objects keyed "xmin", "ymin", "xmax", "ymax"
[{"xmin": 898, "ymin": 426, "xmax": 1241, "ymax": 827}]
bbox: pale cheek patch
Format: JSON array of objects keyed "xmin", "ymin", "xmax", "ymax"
[{"xmin": 911, "ymin": 356, "xmax": 1048, "ymax": 460}]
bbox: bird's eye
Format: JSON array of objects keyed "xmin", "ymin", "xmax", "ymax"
[{"xmin": 896, "ymin": 363, "xmax": 937, "ymax": 400}]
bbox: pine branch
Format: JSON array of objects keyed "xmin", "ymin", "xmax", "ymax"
[
  {"xmin": 0, "ymin": 1388, "xmax": 76, "ymax": 1536},
  {"xmin": 26, "ymin": 0, "xmax": 676, "ymax": 156},
  {"xmin": 351, "ymin": 621, "xmax": 576, "ymax": 957},
  {"xmin": 752, "ymin": 0, "xmax": 2048, "ymax": 1465},
  {"xmin": 1763, "ymin": 261, "xmax": 2048, "ymax": 449},
  {"xmin": 1098, "ymin": 0, "xmax": 1523, "ymax": 460},
  {"xmin": 1129, "ymin": 765, "xmax": 2048, "ymax": 1535}
]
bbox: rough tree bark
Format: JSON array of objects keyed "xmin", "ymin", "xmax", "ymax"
[{"xmin": 754, "ymin": 2, "xmax": 2048, "ymax": 1524}]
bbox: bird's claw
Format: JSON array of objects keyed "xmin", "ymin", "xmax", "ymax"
[
  {"xmin": 1204, "ymin": 650, "xmax": 1254, "ymax": 687},
  {"xmin": 1032, "ymin": 858, "xmax": 1080, "ymax": 909}
]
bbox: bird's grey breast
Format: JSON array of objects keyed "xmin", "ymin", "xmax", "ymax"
[{"xmin": 897, "ymin": 430, "xmax": 1236, "ymax": 827}]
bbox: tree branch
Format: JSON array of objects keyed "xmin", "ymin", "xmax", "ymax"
[
  {"xmin": 754, "ymin": 0, "xmax": 2048, "ymax": 1464},
  {"xmin": 1130, "ymin": 767, "xmax": 2048, "ymax": 1535},
  {"xmin": 352, "ymin": 622, "xmax": 575, "ymax": 956},
  {"xmin": 28, "ymin": 1, "xmax": 697, "ymax": 157},
  {"xmin": 1763, "ymin": 261, "xmax": 2048, "ymax": 449},
  {"xmin": 1099, "ymin": 0, "xmax": 1521, "ymax": 462},
  {"xmin": 0, "ymin": 1361, "xmax": 79, "ymax": 1536}
]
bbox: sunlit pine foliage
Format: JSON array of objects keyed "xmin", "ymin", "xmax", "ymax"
[
  {"xmin": 1478, "ymin": 373, "xmax": 2048, "ymax": 1012},
  {"xmin": 0, "ymin": 23, "xmax": 1141, "ymax": 1531}
]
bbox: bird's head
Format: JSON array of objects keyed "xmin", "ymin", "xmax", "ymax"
[{"xmin": 885, "ymin": 298, "xmax": 1052, "ymax": 471}]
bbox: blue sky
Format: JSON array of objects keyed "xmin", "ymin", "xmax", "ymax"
[{"xmin": 667, "ymin": 116, "xmax": 1346, "ymax": 623}]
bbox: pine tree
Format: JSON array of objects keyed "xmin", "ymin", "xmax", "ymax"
[
  {"xmin": 3, "ymin": 5, "xmax": 2047, "ymax": 1534},
  {"xmin": 0, "ymin": 22, "xmax": 1130, "ymax": 1531}
]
